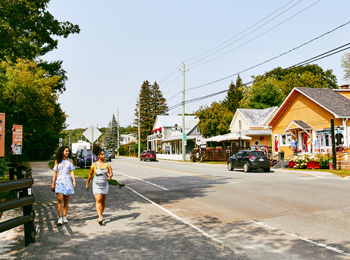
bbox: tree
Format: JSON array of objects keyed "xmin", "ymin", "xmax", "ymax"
[
  {"xmin": 195, "ymin": 102, "xmax": 234, "ymax": 138},
  {"xmin": 341, "ymin": 52, "xmax": 350, "ymax": 82},
  {"xmin": 134, "ymin": 80, "xmax": 168, "ymax": 145},
  {"xmin": 104, "ymin": 114, "xmax": 119, "ymax": 151},
  {"xmin": 0, "ymin": 59, "xmax": 66, "ymax": 159},
  {"xmin": 252, "ymin": 64, "xmax": 337, "ymax": 98},
  {"xmin": 0, "ymin": 0, "xmax": 80, "ymax": 93},
  {"xmin": 241, "ymin": 79, "xmax": 284, "ymax": 109},
  {"xmin": 150, "ymin": 82, "xmax": 168, "ymax": 119},
  {"xmin": 222, "ymin": 75, "xmax": 244, "ymax": 113}
]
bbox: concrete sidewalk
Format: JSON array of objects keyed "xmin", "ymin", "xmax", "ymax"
[{"xmin": 1, "ymin": 162, "xmax": 245, "ymax": 260}]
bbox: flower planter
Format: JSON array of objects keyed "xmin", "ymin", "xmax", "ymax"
[
  {"xmin": 289, "ymin": 161, "xmax": 295, "ymax": 168},
  {"xmin": 307, "ymin": 161, "xmax": 320, "ymax": 170}
]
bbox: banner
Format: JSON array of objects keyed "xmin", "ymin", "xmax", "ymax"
[
  {"xmin": 12, "ymin": 125, "xmax": 23, "ymax": 155},
  {"xmin": 0, "ymin": 113, "xmax": 4, "ymax": 157}
]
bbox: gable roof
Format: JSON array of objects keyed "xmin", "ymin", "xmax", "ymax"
[
  {"xmin": 153, "ymin": 115, "xmax": 198, "ymax": 134},
  {"xmin": 232, "ymin": 107, "xmax": 278, "ymax": 128},
  {"xmin": 268, "ymin": 87, "xmax": 350, "ymax": 127}
]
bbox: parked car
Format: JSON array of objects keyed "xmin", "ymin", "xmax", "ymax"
[
  {"xmin": 140, "ymin": 150, "xmax": 157, "ymax": 161},
  {"xmin": 75, "ymin": 149, "xmax": 98, "ymax": 168},
  {"xmin": 227, "ymin": 150, "xmax": 270, "ymax": 172},
  {"xmin": 107, "ymin": 149, "xmax": 115, "ymax": 159},
  {"xmin": 104, "ymin": 150, "xmax": 112, "ymax": 162}
]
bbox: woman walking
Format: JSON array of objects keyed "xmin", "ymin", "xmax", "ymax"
[
  {"xmin": 86, "ymin": 146, "xmax": 113, "ymax": 225},
  {"xmin": 51, "ymin": 146, "xmax": 76, "ymax": 225}
]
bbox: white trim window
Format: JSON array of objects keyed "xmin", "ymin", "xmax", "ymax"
[{"xmin": 280, "ymin": 133, "xmax": 292, "ymax": 146}]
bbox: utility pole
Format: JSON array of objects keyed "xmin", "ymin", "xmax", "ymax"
[
  {"xmin": 117, "ymin": 109, "xmax": 120, "ymax": 156},
  {"xmin": 182, "ymin": 63, "xmax": 186, "ymax": 162},
  {"xmin": 138, "ymin": 95, "xmax": 141, "ymax": 158}
]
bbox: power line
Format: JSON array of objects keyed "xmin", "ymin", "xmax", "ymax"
[
  {"xmin": 168, "ymin": 42, "xmax": 350, "ymax": 112},
  {"xmin": 188, "ymin": 0, "xmax": 320, "ymax": 70},
  {"xmin": 184, "ymin": 0, "xmax": 298, "ymax": 64},
  {"xmin": 186, "ymin": 20, "xmax": 350, "ymax": 91}
]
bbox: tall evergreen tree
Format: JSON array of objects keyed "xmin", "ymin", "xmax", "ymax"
[
  {"xmin": 104, "ymin": 114, "xmax": 119, "ymax": 151},
  {"xmin": 134, "ymin": 80, "xmax": 168, "ymax": 145},
  {"xmin": 150, "ymin": 81, "xmax": 168, "ymax": 120},
  {"xmin": 222, "ymin": 75, "xmax": 244, "ymax": 113}
]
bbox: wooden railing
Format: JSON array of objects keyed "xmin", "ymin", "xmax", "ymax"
[{"xmin": 0, "ymin": 165, "xmax": 36, "ymax": 246}]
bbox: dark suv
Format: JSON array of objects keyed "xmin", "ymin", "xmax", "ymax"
[
  {"xmin": 227, "ymin": 150, "xmax": 270, "ymax": 172},
  {"xmin": 75, "ymin": 149, "xmax": 98, "ymax": 168}
]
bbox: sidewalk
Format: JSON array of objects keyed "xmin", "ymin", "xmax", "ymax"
[{"xmin": 1, "ymin": 162, "xmax": 245, "ymax": 260}]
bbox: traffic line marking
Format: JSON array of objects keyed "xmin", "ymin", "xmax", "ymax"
[
  {"xmin": 126, "ymin": 186, "xmax": 242, "ymax": 255},
  {"xmin": 116, "ymin": 161, "xmax": 215, "ymax": 179},
  {"xmin": 116, "ymin": 171, "xmax": 169, "ymax": 190},
  {"xmin": 252, "ymin": 220, "xmax": 350, "ymax": 256}
]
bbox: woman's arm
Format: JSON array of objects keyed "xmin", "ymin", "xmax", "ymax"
[
  {"xmin": 85, "ymin": 167, "xmax": 94, "ymax": 190},
  {"xmin": 106, "ymin": 165, "xmax": 113, "ymax": 180},
  {"xmin": 51, "ymin": 160, "xmax": 58, "ymax": 192},
  {"xmin": 69, "ymin": 159, "xmax": 76, "ymax": 189}
]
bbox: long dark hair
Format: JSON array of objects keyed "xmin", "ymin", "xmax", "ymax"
[
  {"xmin": 93, "ymin": 145, "xmax": 102, "ymax": 156},
  {"xmin": 55, "ymin": 146, "xmax": 72, "ymax": 164}
]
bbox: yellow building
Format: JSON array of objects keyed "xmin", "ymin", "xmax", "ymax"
[
  {"xmin": 228, "ymin": 107, "xmax": 278, "ymax": 153},
  {"xmin": 267, "ymin": 87, "xmax": 350, "ymax": 157}
]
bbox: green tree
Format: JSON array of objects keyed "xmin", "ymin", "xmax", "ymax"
[
  {"xmin": 104, "ymin": 114, "xmax": 119, "ymax": 151},
  {"xmin": 0, "ymin": 59, "xmax": 66, "ymax": 159},
  {"xmin": 195, "ymin": 102, "xmax": 234, "ymax": 138},
  {"xmin": 252, "ymin": 64, "xmax": 337, "ymax": 98},
  {"xmin": 241, "ymin": 79, "xmax": 284, "ymax": 109},
  {"xmin": 0, "ymin": 0, "xmax": 80, "ymax": 93},
  {"xmin": 134, "ymin": 80, "xmax": 168, "ymax": 145},
  {"xmin": 341, "ymin": 52, "xmax": 350, "ymax": 82},
  {"xmin": 222, "ymin": 75, "xmax": 244, "ymax": 113},
  {"xmin": 150, "ymin": 82, "xmax": 168, "ymax": 119}
]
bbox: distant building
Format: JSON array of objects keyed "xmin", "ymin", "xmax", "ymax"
[{"xmin": 120, "ymin": 133, "xmax": 137, "ymax": 145}]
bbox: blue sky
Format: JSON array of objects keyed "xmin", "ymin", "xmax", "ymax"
[{"xmin": 44, "ymin": 0, "xmax": 350, "ymax": 129}]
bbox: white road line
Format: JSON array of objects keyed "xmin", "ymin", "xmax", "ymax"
[
  {"xmin": 252, "ymin": 220, "xmax": 350, "ymax": 256},
  {"xmin": 126, "ymin": 186, "xmax": 241, "ymax": 255},
  {"xmin": 116, "ymin": 171, "xmax": 169, "ymax": 190}
]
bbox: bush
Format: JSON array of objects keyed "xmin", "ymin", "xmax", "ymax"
[
  {"xmin": 319, "ymin": 153, "xmax": 332, "ymax": 169},
  {"xmin": 0, "ymin": 158, "xmax": 9, "ymax": 177}
]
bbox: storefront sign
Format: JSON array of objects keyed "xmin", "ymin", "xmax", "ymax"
[
  {"xmin": 12, "ymin": 125, "xmax": 23, "ymax": 155},
  {"xmin": 0, "ymin": 113, "xmax": 5, "ymax": 157}
]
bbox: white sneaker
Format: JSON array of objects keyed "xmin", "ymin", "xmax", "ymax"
[
  {"xmin": 57, "ymin": 217, "xmax": 63, "ymax": 225},
  {"xmin": 63, "ymin": 217, "xmax": 68, "ymax": 223}
]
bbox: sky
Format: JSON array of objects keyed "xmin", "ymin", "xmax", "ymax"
[{"xmin": 44, "ymin": 0, "xmax": 350, "ymax": 130}]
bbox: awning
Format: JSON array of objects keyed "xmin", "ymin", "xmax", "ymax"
[
  {"xmin": 204, "ymin": 132, "xmax": 252, "ymax": 142},
  {"xmin": 285, "ymin": 120, "xmax": 312, "ymax": 137}
]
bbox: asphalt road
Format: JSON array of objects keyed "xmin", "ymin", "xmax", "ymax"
[
  {"xmin": 112, "ymin": 157, "xmax": 350, "ymax": 260},
  {"xmin": 1, "ymin": 160, "xmax": 245, "ymax": 260}
]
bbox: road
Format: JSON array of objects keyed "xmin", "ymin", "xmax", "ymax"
[{"xmin": 112, "ymin": 157, "xmax": 350, "ymax": 260}]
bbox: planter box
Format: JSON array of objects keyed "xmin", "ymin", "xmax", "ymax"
[
  {"xmin": 307, "ymin": 161, "xmax": 320, "ymax": 170},
  {"xmin": 289, "ymin": 161, "xmax": 295, "ymax": 168}
]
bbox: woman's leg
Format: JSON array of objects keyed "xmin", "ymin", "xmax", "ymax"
[
  {"xmin": 56, "ymin": 193, "xmax": 63, "ymax": 218},
  {"xmin": 63, "ymin": 195, "xmax": 70, "ymax": 217},
  {"xmin": 94, "ymin": 194, "xmax": 103, "ymax": 218},
  {"xmin": 101, "ymin": 194, "xmax": 107, "ymax": 215}
]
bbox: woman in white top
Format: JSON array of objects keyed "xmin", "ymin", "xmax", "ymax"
[{"xmin": 51, "ymin": 146, "xmax": 76, "ymax": 225}]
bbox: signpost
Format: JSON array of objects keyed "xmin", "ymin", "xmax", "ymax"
[{"xmin": 83, "ymin": 125, "xmax": 102, "ymax": 165}]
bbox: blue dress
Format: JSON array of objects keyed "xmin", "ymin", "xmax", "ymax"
[{"xmin": 53, "ymin": 159, "xmax": 75, "ymax": 195}]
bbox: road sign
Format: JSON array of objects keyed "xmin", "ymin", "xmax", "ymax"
[
  {"xmin": 83, "ymin": 125, "xmax": 101, "ymax": 143},
  {"xmin": 184, "ymin": 134, "xmax": 187, "ymax": 141}
]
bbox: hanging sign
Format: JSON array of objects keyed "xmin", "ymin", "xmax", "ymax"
[
  {"xmin": 12, "ymin": 125, "xmax": 23, "ymax": 155},
  {"xmin": 0, "ymin": 113, "xmax": 5, "ymax": 157}
]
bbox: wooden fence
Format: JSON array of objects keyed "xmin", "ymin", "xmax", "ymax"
[{"xmin": 0, "ymin": 165, "xmax": 36, "ymax": 246}]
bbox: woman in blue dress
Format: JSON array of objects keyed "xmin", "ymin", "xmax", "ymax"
[
  {"xmin": 85, "ymin": 146, "xmax": 113, "ymax": 225},
  {"xmin": 51, "ymin": 146, "xmax": 76, "ymax": 225}
]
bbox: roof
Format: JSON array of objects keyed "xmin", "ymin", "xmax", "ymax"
[
  {"xmin": 268, "ymin": 87, "xmax": 350, "ymax": 127},
  {"xmin": 296, "ymin": 87, "xmax": 350, "ymax": 118},
  {"xmin": 241, "ymin": 129, "xmax": 272, "ymax": 135},
  {"xmin": 236, "ymin": 107, "xmax": 278, "ymax": 127}
]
